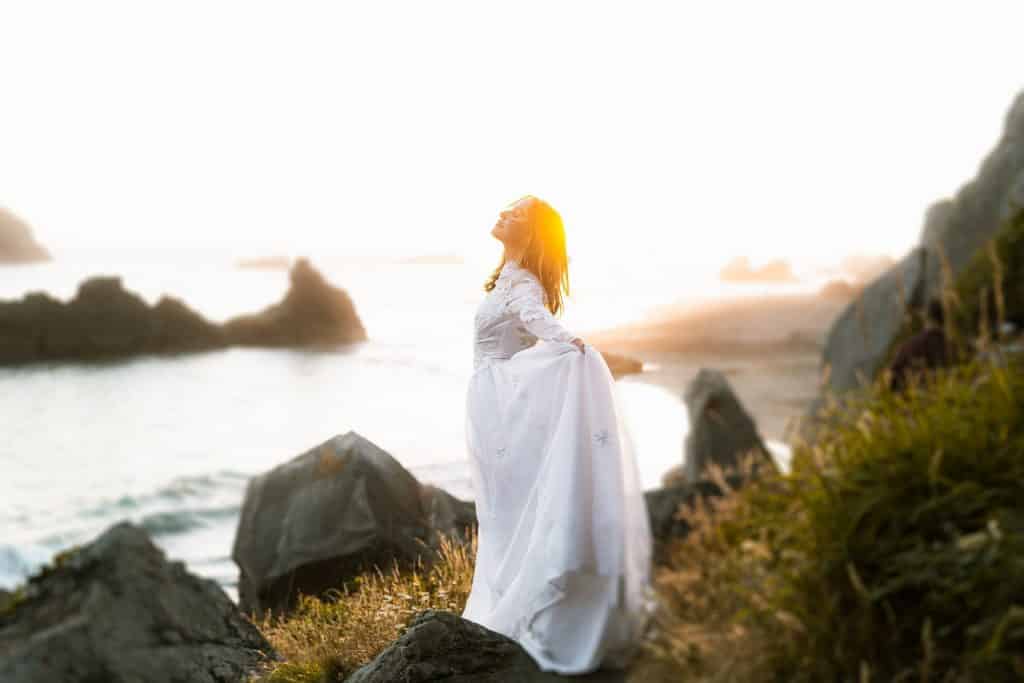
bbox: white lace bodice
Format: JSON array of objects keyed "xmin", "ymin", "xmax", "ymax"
[{"xmin": 473, "ymin": 260, "xmax": 577, "ymax": 372}]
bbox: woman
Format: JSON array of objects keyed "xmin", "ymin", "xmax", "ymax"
[{"xmin": 461, "ymin": 195, "xmax": 656, "ymax": 674}]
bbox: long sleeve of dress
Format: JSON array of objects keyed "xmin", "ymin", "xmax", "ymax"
[{"xmin": 509, "ymin": 277, "xmax": 577, "ymax": 344}]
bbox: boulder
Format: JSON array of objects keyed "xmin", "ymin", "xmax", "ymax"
[
  {"xmin": 0, "ymin": 521, "xmax": 277, "ymax": 683},
  {"xmin": 224, "ymin": 257, "xmax": 367, "ymax": 346},
  {"xmin": 682, "ymin": 368, "xmax": 775, "ymax": 484},
  {"xmin": 919, "ymin": 90, "xmax": 1024, "ymax": 303},
  {"xmin": 0, "ymin": 208, "xmax": 50, "ymax": 264},
  {"xmin": 345, "ymin": 609, "xmax": 627, "ymax": 683},
  {"xmin": 232, "ymin": 431, "xmax": 470, "ymax": 619}
]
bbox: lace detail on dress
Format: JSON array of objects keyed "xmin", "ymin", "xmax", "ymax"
[
  {"xmin": 509, "ymin": 275, "xmax": 576, "ymax": 345},
  {"xmin": 472, "ymin": 261, "xmax": 576, "ymax": 372}
]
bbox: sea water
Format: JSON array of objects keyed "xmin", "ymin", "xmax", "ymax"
[{"xmin": 0, "ymin": 251, "xmax": 795, "ymax": 603}]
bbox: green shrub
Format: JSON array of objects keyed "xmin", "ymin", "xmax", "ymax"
[
  {"xmin": 950, "ymin": 209, "xmax": 1024, "ymax": 344},
  {"xmin": 761, "ymin": 357, "xmax": 1024, "ymax": 681}
]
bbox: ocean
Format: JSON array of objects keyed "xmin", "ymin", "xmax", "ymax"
[{"xmin": 0, "ymin": 251, "xmax": 798, "ymax": 603}]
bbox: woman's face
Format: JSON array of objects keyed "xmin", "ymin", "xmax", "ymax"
[{"xmin": 491, "ymin": 198, "xmax": 533, "ymax": 247}]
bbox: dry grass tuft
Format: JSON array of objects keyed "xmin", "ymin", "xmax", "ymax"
[{"xmin": 246, "ymin": 529, "xmax": 476, "ymax": 683}]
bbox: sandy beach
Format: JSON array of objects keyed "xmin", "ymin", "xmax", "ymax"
[{"xmin": 585, "ymin": 292, "xmax": 852, "ymax": 442}]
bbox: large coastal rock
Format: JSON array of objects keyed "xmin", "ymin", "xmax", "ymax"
[
  {"xmin": 682, "ymin": 368, "xmax": 775, "ymax": 483},
  {"xmin": 0, "ymin": 522, "xmax": 277, "ymax": 683},
  {"xmin": 793, "ymin": 90, "xmax": 1024, "ymax": 443},
  {"xmin": 224, "ymin": 257, "xmax": 367, "ymax": 346},
  {"xmin": 0, "ymin": 208, "xmax": 50, "ymax": 264},
  {"xmin": 0, "ymin": 258, "xmax": 366, "ymax": 364},
  {"xmin": 345, "ymin": 609, "xmax": 627, "ymax": 683},
  {"xmin": 820, "ymin": 247, "xmax": 929, "ymax": 397},
  {"xmin": 919, "ymin": 91, "xmax": 1024, "ymax": 302},
  {"xmin": 233, "ymin": 431, "xmax": 474, "ymax": 619}
]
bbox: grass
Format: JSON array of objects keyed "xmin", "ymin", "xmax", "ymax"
[
  {"xmin": 643, "ymin": 355, "xmax": 1024, "ymax": 682},
  {"xmin": 246, "ymin": 530, "xmax": 476, "ymax": 683}
]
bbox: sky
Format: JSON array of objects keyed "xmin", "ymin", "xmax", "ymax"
[{"xmin": 1, "ymin": 1, "xmax": 1022, "ymax": 270}]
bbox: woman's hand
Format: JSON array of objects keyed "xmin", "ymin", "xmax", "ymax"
[{"xmin": 571, "ymin": 337, "xmax": 585, "ymax": 353}]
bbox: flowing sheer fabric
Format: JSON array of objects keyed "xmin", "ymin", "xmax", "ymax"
[{"xmin": 462, "ymin": 259, "xmax": 656, "ymax": 674}]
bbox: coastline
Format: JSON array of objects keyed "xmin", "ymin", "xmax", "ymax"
[{"xmin": 585, "ymin": 292, "xmax": 850, "ymax": 442}]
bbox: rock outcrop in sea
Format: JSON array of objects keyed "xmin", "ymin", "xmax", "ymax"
[
  {"xmin": 0, "ymin": 208, "xmax": 51, "ymax": 264},
  {"xmin": 0, "ymin": 257, "xmax": 367, "ymax": 364}
]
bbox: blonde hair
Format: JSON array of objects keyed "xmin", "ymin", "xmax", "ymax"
[{"xmin": 483, "ymin": 195, "xmax": 570, "ymax": 316}]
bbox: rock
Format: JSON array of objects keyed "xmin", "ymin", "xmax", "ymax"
[
  {"xmin": 598, "ymin": 350, "xmax": 643, "ymax": 378},
  {"xmin": 644, "ymin": 476, "xmax": 747, "ymax": 560},
  {"xmin": 224, "ymin": 257, "xmax": 367, "ymax": 347},
  {"xmin": 0, "ymin": 258, "xmax": 366, "ymax": 364},
  {"xmin": 660, "ymin": 464, "xmax": 685, "ymax": 487},
  {"xmin": 818, "ymin": 278, "xmax": 860, "ymax": 300},
  {"xmin": 820, "ymin": 247, "xmax": 928, "ymax": 397},
  {"xmin": 232, "ymin": 431, "xmax": 459, "ymax": 619},
  {"xmin": 919, "ymin": 90, "xmax": 1024, "ymax": 303},
  {"xmin": 0, "ymin": 521, "xmax": 277, "ymax": 683},
  {"xmin": 720, "ymin": 256, "xmax": 797, "ymax": 283},
  {"xmin": 345, "ymin": 609, "xmax": 627, "ymax": 683},
  {"xmin": 0, "ymin": 277, "xmax": 226, "ymax": 363},
  {"xmin": 839, "ymin": 253, "xmax": 898, "ymax": 284},
  {"xmin": 0, "ymin": 208, "xmax": 50, "ymax": 264},
  {"xmin": 420, "ymin": 484, "xmax": 478, "ymax": 546},
  {"xmin": 682, "ymin": 368, "xmax": 776, "ymax": 484}
]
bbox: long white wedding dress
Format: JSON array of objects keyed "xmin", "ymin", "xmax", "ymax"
[{"xmin": 461, "ymin": 258, "xmax": 656, "ymax": 674}]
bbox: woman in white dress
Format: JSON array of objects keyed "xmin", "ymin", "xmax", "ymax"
[{"xmin": 461, "ymin": 195, "xmax": 656, "ymax": 675}]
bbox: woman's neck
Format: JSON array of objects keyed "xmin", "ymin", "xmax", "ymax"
[{"xmin": 504, "ymin": 245, "xmax": 526, "ymax": 265}]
